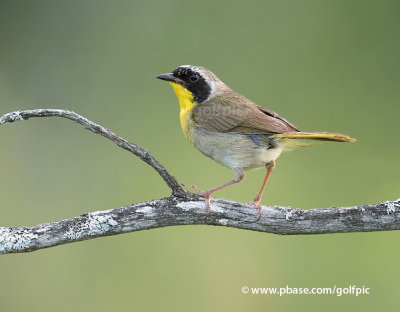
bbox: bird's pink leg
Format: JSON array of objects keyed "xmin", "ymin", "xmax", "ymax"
[
  {"xmin": 190, "ymin": 169, "xmax": 245, "ymax": 215},
  {"xmin": 247, "ymin": 161, "xmax": 276, "ymax": 219}
]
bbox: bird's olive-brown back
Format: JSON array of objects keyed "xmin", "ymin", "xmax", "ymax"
[{"xmin": 192, "ymin": 89, "xmax": 299, "ymax": 134}]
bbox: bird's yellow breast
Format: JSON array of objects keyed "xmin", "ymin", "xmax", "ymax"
[{"xmin": 170, "ymin": 82, "xmax": 196, "ymax": 142}]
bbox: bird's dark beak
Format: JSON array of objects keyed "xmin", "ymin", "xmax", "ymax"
[{"xmin": 155, "ymin": 73, "xmax": 184, "ymax": 84}]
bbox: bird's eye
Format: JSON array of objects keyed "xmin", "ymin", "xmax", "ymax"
[{"xmin": 189, "ymin": 74, "xmax": 199, "ymax": 82}]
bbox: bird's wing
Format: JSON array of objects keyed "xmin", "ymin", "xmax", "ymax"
[{"xmin": 192, "ymin": 91, "xmax": 299, "ymax": 134}]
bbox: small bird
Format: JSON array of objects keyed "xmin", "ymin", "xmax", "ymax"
[{"xmin": 156, "ymin": 65, "xmax": 355, "ymax": 217}]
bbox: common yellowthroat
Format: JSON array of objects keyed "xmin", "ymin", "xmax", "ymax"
[{"xmin": 156, "ymin": 65, "xmax": 355, "ymax": 217}]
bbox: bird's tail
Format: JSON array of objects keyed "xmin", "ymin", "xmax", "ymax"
[{"xmin": 273, "ymin": 132, "xmax": 355, "ymax": 148}]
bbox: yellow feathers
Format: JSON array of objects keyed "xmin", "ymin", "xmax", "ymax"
[
  {"xmin": 273, "ymin": 132, "xmax": 356, "ymax": 143},
  {"xmin": 170, "ymin": 82, "xmax": 196, "ymax": 141}
]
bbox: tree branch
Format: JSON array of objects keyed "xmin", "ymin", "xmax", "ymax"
[
  {"xmin": 1, "ymin": 109, "xmax": 399, "ymax": 255},
  {"xmin": 1, "ymin": 197, "xmax": 399, "ymax": 254}
]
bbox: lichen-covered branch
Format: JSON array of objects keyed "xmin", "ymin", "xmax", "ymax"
[
  {"xmin": 1, "ymin": 197, "xmax": 399, "ymax": 254},
  {"xmin": 1, "ymin": 109, "xmax": 399, "ymax": 255}
]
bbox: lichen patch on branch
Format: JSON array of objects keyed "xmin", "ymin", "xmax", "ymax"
[
  {"xmin": 0, "ymin": 227, "xmax": 38, "ymax": 253},
  {"xmin": 65, "ymin": 214, "xmax": 118, "ymax": 240}
]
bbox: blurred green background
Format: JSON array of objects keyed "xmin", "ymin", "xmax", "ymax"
[{"xmin": 0, "ymin": 0, "xmax": 399, "ymax": 311}]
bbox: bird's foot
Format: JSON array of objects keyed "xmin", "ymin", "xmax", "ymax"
[
  {"xmin": 246, "ymin": 199, "xmax": 263, "ymax": 221},
  {"xmin": 189, "ymin": 185, "xmax": 212, "ymax": 197},
  {"xmin": 189, "ymin": 185, "xmax": 211, "ymax": 216}
]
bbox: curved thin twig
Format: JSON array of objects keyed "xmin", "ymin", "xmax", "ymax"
[
  {"xmin": 0, "ymin": 109, "xmax": 189, "ymax": 197},
  {"xmin": 0, "ymin": 109, "xmax": 398, "ymax": 255}
]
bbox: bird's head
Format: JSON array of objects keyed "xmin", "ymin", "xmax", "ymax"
[{"xmin": 156, "ymin": 65, "xmax": 225, "ymax": 103}]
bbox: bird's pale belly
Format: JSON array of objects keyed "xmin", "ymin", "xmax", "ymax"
[{"xmin": 189, "ymin": 126, "xmax": 282, "ymax": 171}]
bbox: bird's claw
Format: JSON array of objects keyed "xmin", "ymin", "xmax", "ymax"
[
  {"xmin": 189, "ymin": 185, "xmax": 211, "ymax": 216},
  {"xmin": 189, "ymin": 185, "xmax": 211, "ymax": 197},
  {"xmin": 189, "ymin": 184, "xmax": 200, "ymax": 193},
  {"xmin": 247, "ymin": 200, "xmax": 263, "ymax": 221}
]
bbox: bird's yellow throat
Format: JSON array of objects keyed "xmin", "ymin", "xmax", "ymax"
[{"xmin": 170, "ymin": 82, "xmax": 196, "ymax": 140}]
